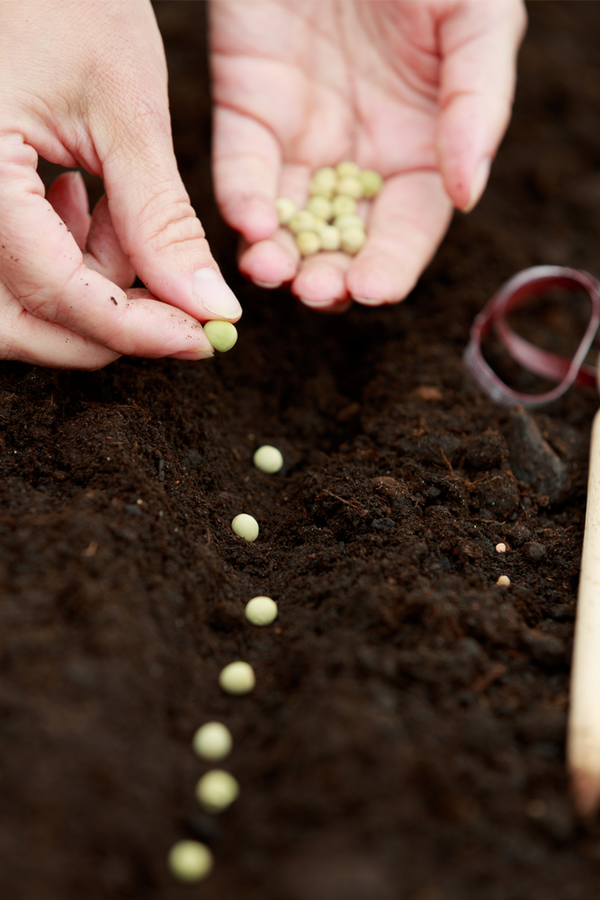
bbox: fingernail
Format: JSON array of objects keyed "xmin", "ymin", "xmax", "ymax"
[
  {"xmin": 463, "ymin": 157, "xmax": 491, "ymax": 213},
  {"xmin": 170, "ymin": 348, "xmax": 214, "ymax": 361},
  {"xmin": 254, "ymin": 280, "xmax": 283, "ymax": 289},
  {"xmin": 351, "ymin": 295, "xmax": 379, "ymax": 306},
  {"xmin": 192, "ymin": 268, "xmax": 242, "ymax": 319}
]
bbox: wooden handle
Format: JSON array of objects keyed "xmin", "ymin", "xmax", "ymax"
[{"xmin": 568, "ymin": 408, "xmax": 600, "ymax": 814}]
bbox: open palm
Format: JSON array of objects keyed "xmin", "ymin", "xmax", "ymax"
[{"xmin": 210, "ymin": 0, "xmax": 526, "ymax": 311}]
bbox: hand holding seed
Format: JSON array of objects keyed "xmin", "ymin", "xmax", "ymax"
[{"xmin": 210, "ymin": 0, "xmax": 526, "ymax": 312}]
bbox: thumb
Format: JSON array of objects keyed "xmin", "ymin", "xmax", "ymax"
[
  {"xmin": 436, "ymin": 0, "xmax": 527, "ymax": 212},
  {"xmin": 97, "ymin": 105, "xmax": 242, "ymax": 324}
]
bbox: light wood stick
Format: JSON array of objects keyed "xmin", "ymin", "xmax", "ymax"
[{"xmin": 568, "ymin": 408, "xmax": 600, "ymax": 815}]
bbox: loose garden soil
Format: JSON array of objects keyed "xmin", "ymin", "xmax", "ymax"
[{"xmin": 3, "ymin": 3, "xmax": 600, "ymax": 899}]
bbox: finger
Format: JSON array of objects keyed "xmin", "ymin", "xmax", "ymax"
[
  {"xmin": 0, "ymin": 134, "xmax": 215, "ymax": 359},
  {"xmin": 46, "ymin": 171, "xmax": 91, "ymax": 251},
  {"xmin": 346, "ymin": 171, "xmax": 453, "ymax": 305},
  {"xmin": 95, "ymin": 90, "xmax": 242, "ymax": 324},
  {"xmin": 237, "ymin": 227, "xmax": 299, "ymax": 287},
  {"xmin": 292, "ymin": 251, "xmax": 351, "ymax": 311},
  {"xmin": 212, "ymin": 107, "xmax": 281, "ymax": 242},
  {"xmin": 84, "ymin": 195, "xmax": 135, "ymax": 290},
  {"xmin": 0, "ymin": 287, "xmax": 118, "ymax": 369},
  {"xmin": 437, "ymin": 0, "xmax": 527, "ymax": 211}
]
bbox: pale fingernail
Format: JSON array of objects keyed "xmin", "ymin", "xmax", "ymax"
[
  {"xmin": 254, "ymin": 280, "xmax": 283, "ymax": 289},
  {"xmin": 463, "ymin": 157, "xmax": 491, "ymax": 213},
  {"xmin": 351, "ymin": 295, "xmax": 380, "ymax": 306},
  {"xmin": 192, "ymin": 268, "xmax": 242, "ymax": 319}
]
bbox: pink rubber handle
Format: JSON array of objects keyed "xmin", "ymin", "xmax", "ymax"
[{"xmin": 463, "ymin": 265, "xmax": 600, "ymax": 409}]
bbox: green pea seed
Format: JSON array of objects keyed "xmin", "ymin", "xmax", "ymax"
[
  {"xmin": 309, "ymin": 166, "xmax": 338, "ymax": 198},
  {"xmin": 333, "ymin": 214, "xmax": 364, "ymax": 231},
  {"xmin": 245, "ymin": 596, "xmax": 278, "ymax": 626},
  {"xmin": 196, "ymin": 770, "xmax": 240, "ymax": 814},
  {"xmin": 318, "ymin": 224, "xmax": 342, "ymax": 251},
  {"xmin": 296, "ymin": 231, "xmax": 322, "ymax": 257},
  {"xmin": 331, "ymin": 194, "xmax": 357, "ymax": 217},
  {"xmin": 359, "ymin": 169, "xmax": 383, "ymax": 198},
  {"xmin": 219, "ymin": 660, "xmax": 256, "ymax": 695},
  {"xmin": 192, "ymin": 722, "xmax": 233, "ymax": 762},
  {"xmin": 253, "ymin": 445, "xmax": 284, "ymax": 473},
  {"xmin": 231, "ymin": 513, "xmax": 259, "ymax": 542},
  {"xmin": 336, "ymin": 161, "xmax": 360, "ymax": 178},
  {"xmin": 168, "ymin": 840, "xmax": 214, "ymax": 882},
  {"xmin": 306, "ymin": 195, "xmax": 333, "ymax": 220},
  {"xmin": 289, "ymin": 210, "xmax": 321, "ymax": 234},
  {"xmin": 336, "ymin": 175, "xmax": 364, "ymax": 200},
  {"xmin": 203, "ymin": 320, "xmax": 238, "ymax": 353},
  {"xmin": 275, "ymin": 197, "xmax": 297, "ymax": 224},
  {"xmin": 340, "ymin": 226, "xmax": 367, "ymax": 255}
]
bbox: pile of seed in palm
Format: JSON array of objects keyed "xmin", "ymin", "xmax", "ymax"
[{"xmin": 276, "ymin": 162, "xmax": 382, "ymax": 257}]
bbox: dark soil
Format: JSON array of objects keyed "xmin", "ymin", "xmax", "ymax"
[{"xmin": 3, "ymin": 3, "xmax": 600, "ymax": 898}]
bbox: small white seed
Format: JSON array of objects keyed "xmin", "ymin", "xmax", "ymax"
[
  {"xmin": 331, "ymin": 194, "xmax": 357, "ymax": 217},
  {"xmin": 289, "ymin": 210, "xmax": 320, "ymax": 234},
  {"xmin": 275, "ymin": 197, "xmax": 297, "ymax": 225},
  {"xmin": 495, "ymin": 543, "xmax": 507, "ymax": 554},
  {"xmin": 231, "ymin": 514, "xmax": 259, "ymax": 542},
  {"xmin": 168, "ymin": 840, "xmax": 213, "ymax": 882},
  {"xmin": 253, "ymin": 445, "xmax": 284, "ymax": 474},
  {"xmin": 340, "ymin": 226, "xmax": 367, "ymax": 255},
  {"xmin": 496, "ymin": 575, "xmax": 511, "ymax": 587},
  {"xmin": 203, "ymin": 320, "xmax": 238, "ymax": 353},
  {"xmin": 245, "ymin": 596, "xmax": 278, "ymax": 626},
  {"xmin": 296, "ymin": 231, "xmax": 322, "ymax": 257},
  {"xmin": 309, "ymin": 166, "xmax": 338, "ymax": 198},
  {"xmin": 305, "ymin": 196, "xmax": 333, "ymax": 221},
  {"xmin": 219, "ymin": 660, "xmax": 256, "ymax": 695},
  {"xmin": 336, "ymin": 161, "xmax": 360, "ymax": 178},
  {"xmin": 192, "ymin": 722, "xmax": 233, "ymax": 762},
  {"xmin": 196, "ymin": 769, "xmax": 240, "ymax": 814},
  {"xmin": 318, "ymin": 224, "xmax": 342, "ymax": 251},
  {"xmin": 336, "ymin": 175, "xmax": 364, "ymax": 200},
  {"xmin": 333, "ymin": 214, "xmax": 364, "ymax": 231},
  {"xmin": 359, "ymin": 169, "xmax": 383, "ymax": 198}
]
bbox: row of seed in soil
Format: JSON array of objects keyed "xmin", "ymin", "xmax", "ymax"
[{"xmin": 167, "ymin": 446, "xmax": 283, "ymax": 883}]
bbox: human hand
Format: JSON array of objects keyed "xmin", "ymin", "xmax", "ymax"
[
  {"xmin": 0, "ymin": 0, "xmax": 241, "ymax": 369},
  {"xmin": 210, "ymin": 0, "xmax": 526, "ymax": 312}
]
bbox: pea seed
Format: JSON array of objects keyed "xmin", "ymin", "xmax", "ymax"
[
  {"xmin": 289, "ymin": 210, "xmax": 320, "ymax": 234},
  {"xmin": 336, "ymin": 175, "xmax": 363, "ymax": 200},
  {"xmin": 336, "ymin": 161, "xmax": 360, "ymax": 178},
  {"xmin": 306, "ymin": 196, "xmax": 333, "ymax": 221},
  {"xmin": 495, "ymin": 543, "xmax": 507, "ymax": 554},
  {"xmin": 496, "ymin": 575, "xmax": 511, "ymax": 587},
  {"xmin": 203, "ymin": 320, "xmax": 238, "ymax": 353},
  {"xmin": 253, "ymin": 445, "xmax": 284, "ymax": 473},
  {"xmin": 333, "ymin": 214, "xmax": 364, "ymax": 231},
  {"xmin": 245, "ymin": 596, "xmax": 278, "ymax": 626},
  {"xmin": 309, "ymin": 166, "xmax": 337, "ymax": 198},
  {"xmin": 275, "ymin": 197, "xmax": 297, "ymax": 224},
  {"xmin": 219, "ymin": 660, "xmax": 256, "ymax": 695},
  {"xmin": 296, "ymin": 231, "xmax": 322, "ymax": 257},
  {"xmin": 192, "ymin": 722, "xmax": 233, "ymax": 762},
  {"xmin": 359, "ymin": 169, "xmax": 383, "ymax": 198},
  {"xmin": 318, "ymin": 224, "xmax": 342, "ymax": 251},
  {"xmin": 196, "ymin": 769, "xmax": 240, "ymax": 814},
  {"xmin": 168, "ymin": 840, "xmax": 213, "ymax": 882},
  {"xmin": 340, "ymin": 226, "xmax": 367, "ymax": 255},
  {"xmin": 231, "ymin": 513, "xmax": 259, "ymax": 542},
  {"xmin": 331, "ymin": 194, "xmax": 357, "ymax": 217}
]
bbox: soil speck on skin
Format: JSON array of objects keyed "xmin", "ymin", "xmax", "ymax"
[{"xmin": 4, "ymin": 3, "xmax": 600, "ymax": 899}]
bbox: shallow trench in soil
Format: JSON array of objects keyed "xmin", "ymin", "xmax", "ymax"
[{"xmin": 3, "ymin": 3, "xmax": 600, "ymax": 899}]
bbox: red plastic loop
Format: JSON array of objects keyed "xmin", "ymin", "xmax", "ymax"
[{"xmin": 463, "ymin": 266, "xmax": 600, "ymax": 409}]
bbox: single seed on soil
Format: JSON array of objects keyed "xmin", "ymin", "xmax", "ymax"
[
  {"xmin": 168, "ymin": 840, "xmax": 213, "ymax": 882},
  {"xmin": 340, "ymin": 226, "xmax": 367, "ymax": 255},
  {"xmin": 495, "ymin": 542, "xmax": 507, "ymax": 553},
  {"xmin": 289, "ymin": 210, "xmax": 320, "ymax": 234},
  {"xmin": 318, "ymin": 224, "xmax": 342, "ymax": 251},
  {"xmin": 333, "ymin": 214, "xmax": 364, "ymax": 231},
  {"xmin": 336, "ymin": 160, "xmax": 360, "ymax": 178},
  {"xmin": 253, "ymin": 445, "xmax": 284, "ymax": 474},
  {"xmin": 203, "ymin": 320, "xmax": 238, "ymax": 353},
  {"xmin": 336, "ymin": 175, "xmax": 364, "ymax": 199},
  {"xmin": 275, "ymin": 197, "xmax": 297, "ymax": 224},
  {"xmin": 496, "ymin": 575, "xmax": 511, "ymax": 587},
  {"xmin": 296, "ymin": 230, "xmax": 322, "ymax": 257},
  {"xmin": 219, "ymin": 660, "xmax": 256, "ymax": 695},
  {"xmin": 309, "ymin": 166, "xmax": 337, "ymax": 198},
  {"xmin": 192, "ymin": 722, "xmax": 233, "ymax": 762},
  {"xmin": 231, "ymin": 513, "xmax": 259, "ymax": 542},
  {"xmin": 196, "ymin": 769, "xmax": 240, "ymax": 814},
  {"xmin": 331, "ymin": 194, "xmax": 357, "ymax": 217},
  {"xmin": 359, "ymin": 169, "xmax": 383, "ymax": 198},
  {"xmin": 245, "ymin": 595, "xmax": 278, "ymax": 626},
  {"xmin": 306, "ymin": 195, "xmax": 333, "ymax": 220}
]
